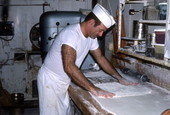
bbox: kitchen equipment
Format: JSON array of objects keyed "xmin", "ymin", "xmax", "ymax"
[
  {"xmin": 29, "ymin": 23, "xmax": 40, "ymax": 50},
  {"xmin": 158, "ymin": 2, "xmax": 167, "ymax": 20},
  {"xmin": 39, "ymin": 11, "xmax": 85, "ymax": 60},
  {"xmin": 154, "ymin": 44, "xmax": 165, "ymax": 60},
  {"xmin": 145, "ymin": 34, "xmax": 155, "ymax": 57},
  {"xmin": 142, "ymin": 5, "xmax": 159, "ymax": 20},
  {"xmin": 154, "ymin": 29, "xmax": 165, "ymax": 44},
  {"xmin": 11, "ymin": 93, "xmax": 24, "ymax": 105},
  {"xmin": 145, "ymin": 47, "xmax": 155, "ymax": 57},
  {"xmin": 121, "ymin": 68, "xmax": 150, "ymax": 82}
]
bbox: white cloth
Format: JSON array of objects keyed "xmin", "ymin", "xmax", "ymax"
[
  {"xmin": 38, "ymin": 24, "xmax": 99, "ymax": 115},
  {"xmin": 38, "ymin": 65, "xmax": 71, "ymax": 115}
]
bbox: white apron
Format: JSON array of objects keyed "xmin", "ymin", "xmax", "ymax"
[{"xmin": 37, "ymin": 65, "xmax": 71, "ymax": 115}]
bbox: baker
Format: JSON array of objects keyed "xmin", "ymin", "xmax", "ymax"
[{"xmin": 37, "ymin": 3, "xmax": 137, "ymax": 115}]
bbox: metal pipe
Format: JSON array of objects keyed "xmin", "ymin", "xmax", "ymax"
[{"xmin": 118, "ymin": 3, "xmax": 122, "ymax": 49}]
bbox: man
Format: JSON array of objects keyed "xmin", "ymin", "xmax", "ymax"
[{"xmin": 37, "ymin": 3, "xmax": 136, "ymax": 115}]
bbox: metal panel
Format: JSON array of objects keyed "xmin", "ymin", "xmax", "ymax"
[{"xmin": 40, "ymin": 11, "xmax": 85, "ymax": 53}]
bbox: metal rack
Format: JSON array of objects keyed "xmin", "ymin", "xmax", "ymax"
[
  {"xmin": 138, "ymin": 19, "xmax": 166, "ymax": 24},
  {"xmin": 125, "ymin": 0, "xmax": 147, "ymax": 5},
  {"xmin": 164, "ymin": 0, "xmax": 170, "ymax": 60},
  {"xmin": 117, "ymin": 0, "xmax": 170, "ymax": 66}
]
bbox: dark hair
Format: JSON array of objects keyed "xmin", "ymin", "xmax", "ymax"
[{"xmin": 84, "ymin": 12, "xmax": 101, "ymax": 27}]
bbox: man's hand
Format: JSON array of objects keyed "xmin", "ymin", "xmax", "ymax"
[
  {"xmin": 90, "ymin": 87, "xmax": 115, "ymax": 98},
  {"xmin": 119, "ymin": 78, "xmax": 138, "ymax": 86}
]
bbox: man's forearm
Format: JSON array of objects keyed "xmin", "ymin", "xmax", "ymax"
[
  {"xmin": 65, "ymin": 64, "xmax": 96, "ymax": 92},
  {"xmin": 97, "ymin": 56, "xmax": 123, "ymax": 81}
]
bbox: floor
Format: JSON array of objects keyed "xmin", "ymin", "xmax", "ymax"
[
  {"xmin": 0, "ymin": 100, "xmax": 39, "ymax": 115},
  {"xmin": 0, "ymin": 107, "xmax": 39, "ymax": 115},
  {"xmin": 0, "ymin": 100, "xmax": 82, "ymax": 115}
]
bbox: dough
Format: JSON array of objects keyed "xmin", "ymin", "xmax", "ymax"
[
  {"xmin": 94, "ymin": 82, "xmax": 152, "ymax": 98},
  {"xmin": 90, "ymin": 82, "xmax": 170, "ymax": 115}
]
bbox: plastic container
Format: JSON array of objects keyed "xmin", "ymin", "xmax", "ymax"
[
  {"xmin": 158, "ymin": 2, "xmax": 167, "ymax": 20},
  {"xmin": 154, "ymin": 29, "xmax": 165, "ymax": 44},
  {"xmin": 142, "ymin": 5, "xmax": 159, "ymax": 20},
  {"xmin": 154, "ymin": 44, "xmax": 165, "ymax": 59}
]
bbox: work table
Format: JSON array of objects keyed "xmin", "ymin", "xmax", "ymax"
[
  {"xmin": 69, "ymin": 82, "xmax": 113, "ymax": 115},
  {"xmin": 68, "ymin": 70, "xmax": 116, "ymax": 115},
  {"xmin": 68, "ymin": 70, "xmax": 170, "ymax": 115}
]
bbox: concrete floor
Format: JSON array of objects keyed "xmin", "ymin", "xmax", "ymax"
[
  {"xmin": 0, "ymin": 107, "xmax": 39, "ymax": 115},
  {"xmin": 0, "ymin": 100, "xmax": 39, "ymax": 115},
  {"xmin": 0, "ymin": 100, "xmax": 82, "ymax": 115}
]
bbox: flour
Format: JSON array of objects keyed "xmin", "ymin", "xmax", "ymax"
[
  {"xmin": 83, "ymin": 70, "xmax": 170, "ymax": 115},
  {"xmin": 81, "ymin": 98, "xmax": 99, "ymax": 114},
  {"xmin": 94, "ymin": 82, "xmax": 152, "ymax": 98},
  {"xmin": 83, "ymin": 70, "xmax": 113, "ymax": 78},
  {"xmin": 90, "ymin": 82, "xmax": 170, "ymax": 115}
]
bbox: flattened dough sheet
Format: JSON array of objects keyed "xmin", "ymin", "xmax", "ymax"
[{"xmin": 94, "ymin": 82, "xmax": 152, "ymax": 97}]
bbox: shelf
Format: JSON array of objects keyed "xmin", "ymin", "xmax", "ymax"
[
  {"xmin": 138, "ymin": 19, "xmax": 166, "ymax": 24},
  {"xmin": 126, "ymin": 0, "xmax": 147, "ymax": 4},
  {"xmin": 117, "ymin": 1, "xmax": 170, "ymax": 60},
  {"xmin": 121, "ymin": 37, "xmax": 145, "ymax": 41},
  {"xmin": 117, "ymin": 48, "xmax": 170, "ymax": 68}
]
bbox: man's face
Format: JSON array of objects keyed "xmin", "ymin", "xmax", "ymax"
[{"xmin": 89, "ymin": 22, "xmax": 107, "ymax": 39}]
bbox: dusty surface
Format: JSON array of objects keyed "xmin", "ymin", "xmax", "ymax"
[
  {"xmin": 93, "ymin": 82, "xmax": 152, "ymax": 97},
  {"xmin": 91, "ymin": 82, "xmax": 170, "ymax": 115},
  {"xmin": 83, "ymin": 70, "xmax": 170, "ymax": 115}
]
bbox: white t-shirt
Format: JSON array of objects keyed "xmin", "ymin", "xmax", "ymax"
[{"xmin": 43, "ymin": 24, "xmax": 99, "ymax": 81}]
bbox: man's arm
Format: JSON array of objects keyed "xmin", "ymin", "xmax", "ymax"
[
  {"xmin": 62, "ymin": 44, "xmax": 115, "ymax": 98},
  {"xmin": 90, "ymin": 48, "xmax": 137, "ymax": 85},
  {"xmin": 62, "ymin": 44, "xmax": 94, "ymax": 91}
]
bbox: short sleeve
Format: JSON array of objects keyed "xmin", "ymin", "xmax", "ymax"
[
  {"xmin": 61, "ymin": 30, "xmax": 78, "ymax": 50},
  {"xmin": 89, "ymin": 38, "xmax": 99, "ymax": 51}
]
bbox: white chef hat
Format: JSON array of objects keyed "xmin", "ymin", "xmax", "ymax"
[{"xmin": 92, "ymin": 3, "xmax": 115, "ymax": 28}]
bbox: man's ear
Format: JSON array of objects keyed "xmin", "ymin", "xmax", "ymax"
[{"xmin": 88, "ymin": 19, "xmax": 95, "ymax": 26}]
